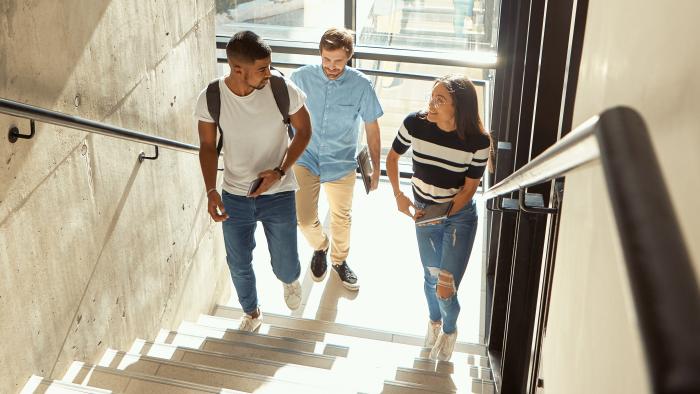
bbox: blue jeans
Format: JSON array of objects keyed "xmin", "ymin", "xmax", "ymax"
[
  {"xmin": 222, "ymin": 190, "xmax": 301, "ymax": 315},
  {"xmin": 415, "ymin": 199, "xmax": 478, "ymax": 334}
]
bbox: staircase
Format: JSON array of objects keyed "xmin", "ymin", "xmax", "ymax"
[{"xmin": 24, "ymin": 305, "xmax": 495, "ymax": 393}]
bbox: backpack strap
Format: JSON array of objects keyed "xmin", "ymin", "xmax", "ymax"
[
  {"xmin": 269, "ymin": 69, "xmax": 294, "ymax": 139},
  {"xmin": 205, "ymin": 79, "xmax": 224, "ymax": 155},
  {"xmin": 207, "ymin": 71, "xmax": 293, "ymax": 155}
]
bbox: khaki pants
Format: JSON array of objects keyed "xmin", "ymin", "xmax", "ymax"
[{"xmin": 294, "ymin": 165, "xmax": 355, "ymax": 264}]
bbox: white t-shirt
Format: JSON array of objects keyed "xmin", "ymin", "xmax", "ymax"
[{"xmin": 194, "ymin": 77, "xmax": 306, "ymax": 196}]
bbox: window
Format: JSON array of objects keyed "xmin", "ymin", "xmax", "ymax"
[
  {"xmin": 215, "ymin": 0, "xmax": 344, "ymax": 42},
  {"xmin": 357, "ymin": 0, "xmax": 500, "ymax": 56}
]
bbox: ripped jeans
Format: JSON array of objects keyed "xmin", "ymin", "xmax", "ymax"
[{"xmin": 415, "ymin": 199, "xmax": 478, "ymax": 334}]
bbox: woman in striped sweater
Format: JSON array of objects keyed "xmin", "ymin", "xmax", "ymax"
[{"xmin": 387, "ymin": 75, "xmax": 491, "ymax": 361}]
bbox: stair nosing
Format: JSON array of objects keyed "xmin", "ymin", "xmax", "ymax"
[
  {"xmin": 179, "ymin": 322, "xmax": 320, "ymax": 347},
  {"xmin": 104, "ymin": 350, "xmax": 351, "ymax": 393},
  {"xmin": 156, "ymin": 330, "xmax": 336, "ymax": 361},
  {"xmin": 384, "ymin": 379, "xmax": 457, "ymax": 394},
  {"xmin": 128, "ymin": 341, "xmax": 291, "ymax": 368},
  {"xmin": 74, "ymin": 364, "xmax": 246, "ymax": 393},
  {"xmin": 213, "ymin": 305, "xmax": 487, "ymax": 356},
  {"xmin": 37, "ymin": 378, "xmax": 112, "ymax": 393},
  {"xmin": 396, "ymin": 366, "xmax": 494, "ymax": 383},
  {"xmin": 414, "ymin": 355, "xmax": 490, "ymax": 369},
  {"xmin": 190, "ymin": 321, "xmax": 350, "ymax": 353}
]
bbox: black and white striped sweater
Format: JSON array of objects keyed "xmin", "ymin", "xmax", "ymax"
[{"xmin": 392, "ymin": 112, "xmax": 490, "ymax": 204}]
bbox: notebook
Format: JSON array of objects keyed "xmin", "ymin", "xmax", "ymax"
[
  {"xmin": 415, "ymin": 201, "xmax": 454, "ymax": 225},
  {"xmin": 356, "ymin": 145, "xmax": 372, "ymax": 194}
]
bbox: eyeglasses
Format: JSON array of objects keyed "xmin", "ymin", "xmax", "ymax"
[{"xmin": 426, "ymin": 95, "xmax": 450, "ymax": 109}]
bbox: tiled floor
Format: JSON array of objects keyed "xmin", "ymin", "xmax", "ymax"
[{"xmin": 225, "ymin": 176, "xmax": 487, "ymax": 344}]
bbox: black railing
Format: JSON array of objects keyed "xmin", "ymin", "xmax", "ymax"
[
  {"xmin": 1, "ymin": 97, "xmax": 418, "ymax": 180},
  {"xmin": 1, "ymin": 98, "xmax": 200, "ymax": 155},
  {"xmin": 484, "ymin": 106, "xmax": 700, "ymax": 393}
]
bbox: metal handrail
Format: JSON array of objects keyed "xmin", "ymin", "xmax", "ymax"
[
  {"xmin": 483, "ymin": 114, "xmax": 599, "ymax": 200},
  {"xmin": 485, "ymin": 106, "xmax": 700, "ymax": 392},
  {"xmin": 1, "ymin": 98, "xmax": 200, "ymax": 154}
]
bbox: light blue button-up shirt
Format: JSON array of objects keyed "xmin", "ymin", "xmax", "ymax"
[{"xmin": 290, "ymin": 65, "xmax": 383, "ymax": 182}]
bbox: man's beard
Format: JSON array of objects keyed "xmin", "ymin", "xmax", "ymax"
[{"xmin": 251, "ymin": 78, "xmax": 270, "ymax": 90}]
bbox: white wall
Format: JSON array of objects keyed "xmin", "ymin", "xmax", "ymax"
[
  {"xmin": 0, "ymin": 1, "xmax": 230, "ymax": 391},
  {"xmin": 540, "ymin": 163, "xmax": 651, "ymax": 393},
  {"xmin": 539, "ymin": 0, "xmax": 700, "ymax": 392}
]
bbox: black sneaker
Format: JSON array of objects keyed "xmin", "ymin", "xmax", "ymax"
[
  {"xmin": 333, "ymin": 261, "xmax": 359, "ymax": 291},
  {"xmin": 310, "ymin": 248, "xmax": 328, "ymax": 282}
]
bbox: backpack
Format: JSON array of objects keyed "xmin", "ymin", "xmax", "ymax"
[{"xmin": 206, "ymin": 68, "xmax": 293, "ymax": 155}]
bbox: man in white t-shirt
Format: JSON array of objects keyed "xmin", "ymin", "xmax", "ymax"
[{"xmin": 194, "ymin": 31, "xmax": 312, "ymax": 332}]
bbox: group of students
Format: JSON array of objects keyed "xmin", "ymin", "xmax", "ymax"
[{"xmin": 195, "ymin": 28, "xmax": 490, "ymax": 362}]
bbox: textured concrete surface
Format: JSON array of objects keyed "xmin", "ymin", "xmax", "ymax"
[
  {"xmin": 539, "ymin": 0, "xmax": 700, "ymax": 392},
  {"xmin": 0, "ymin": 1, "xmax": 230, "ymax": 391}
]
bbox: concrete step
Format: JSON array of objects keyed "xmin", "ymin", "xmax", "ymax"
[
  {"xmin": 120, "ymin": 341, "xmax": 391, "ymax": 392},
  {"xmin": 394, "ymin": 367, "xmax": 494, "ymax": 393},
  {"xmin": 267, "ymin": 324, "xmax": 326, "ymax": 342},
  {"xmin": 410, "ymin": 360, "xmax": 492, "ymax": 381},
  {"xmin": 21, "ymin": 376, "xmax": 111, "ymax": 393},
  {"xmin": 150, "ymin": 329, "xmax": 336, "ymax": 369},
  {"xmin": 123, "ymin": 338, "xmax": 488, "ymax": 393},
  {"xmin": 93, "ymin": 350, "xmax": 350, "ymax": 393},
  {"xmin": 211, "ymin": 305, "xmax": 487, "ymax": 356},
  {"xmin": 63, "ymin": 362, "xmax": 246, "ymax": 393},
  {"xmin": 100, "ymin": 348, "xmax": 359, "ymax": 391},
  {"xmin": 175, "ymin": 320, "xmax": 350, "ymax": 356},
  {"xmin": 122, "ymin": 340, "xmax": 335, "ymax": 375},
  {"xmin": 205, "ymin": 311, "xmax": 490, "ymax": 373},
  {"xmin": 199, "ymin": 314, "xmax": 328, "ymax": 342},
  {"xmin": 182, "ymin": 320, "xmax": 350, "ymax": 357},
  {"xmin": 383, "ymin": 379, "xmax": 455, "ymax": 394}
]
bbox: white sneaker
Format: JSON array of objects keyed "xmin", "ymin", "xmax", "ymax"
[
  {"xmin": 238, "ymin": 311, "xmax": 262, "ymax": 332},
  {"xmin": 424, "ymin": 321, "xmax": 441, "ymax": 347},
  {"xmin": 430, "ymin": 329, "xmax": 458, "ymax": 361},
  {"xmin": 283, "ymin": 280, "xmax": 302, "ymax": 310}
]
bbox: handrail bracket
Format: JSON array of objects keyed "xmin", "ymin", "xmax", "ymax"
[
  {"xmin": 518, "ymin": 188, "xmax": 559, "ymax": 214},
  {"xmin": 8, "ymin": 119, "xmax": 36, "ymax": 143},
  {"xmin": 139, "ymin": 145, "xmax": 159, "ymax": 162}
]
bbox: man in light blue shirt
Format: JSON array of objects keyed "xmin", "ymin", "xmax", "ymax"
[{"xmin": 291, "ymin": 28, "xmax": 383, "ymax": 291}]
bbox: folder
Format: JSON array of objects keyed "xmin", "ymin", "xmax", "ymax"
[{"xmin": 356, "ymin": 145, "xmax": 372, "ymax": 194}]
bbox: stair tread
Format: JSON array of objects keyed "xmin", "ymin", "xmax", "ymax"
[
  {"xmin": 177, "ymin": 321, "xmax": 349, "ymax": 356},
  {"xmin": 22, "ymin": 375, "xmax": 112, "ymax": 394},
  {"xmin": 199, "ymin": 316, "xmax": 490, "ymax": 372},
  {"xmin": 96, "ymin": 350, "xmax": 354, "ymax": 393},
  {"xmin": 396, "ymin": 366, "xmax": 493, "ymax": 382},
  {"xmin": 65, "ymin": 363, "xmax": 247, "ymax": 393},
  {"xmin": 210, "ymin": 305, "xmax": 487, "ymax": 356},
  {"xmin": 384, "ymin": 379, "xmax": 457, "ymax": 394},
  {"xmin": 119, "ymin": 338, "xmax": 488, "ymax": 392}
]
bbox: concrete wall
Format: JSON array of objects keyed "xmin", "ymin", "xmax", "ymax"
[
  {"xmin": 0, "ymin": 1, "xmax": 231, "ymax": 391},
  {"xmin": 540, "ymin": 0, "xmax": 700, "ymax": 392}
]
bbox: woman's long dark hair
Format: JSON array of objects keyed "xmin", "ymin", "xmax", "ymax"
[
  {"xmin": 435, "ymin": 75, "xmax": 494, "ymax": 172},
  {"xmin": 435, "ymin": 75, "xmax": 484, "ymax": 140}
]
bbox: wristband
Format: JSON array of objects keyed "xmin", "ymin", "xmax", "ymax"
[
  {"xmin": 394, "ymin": 191, "xmax": 403, "ymax": 198},
  {"xmin": 206, "ymin": 188, "xmax": 217, "ymax": 196},
  {"xmin": 273, "ymin": 166, "xmax": 285, "ymax": 178}
]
